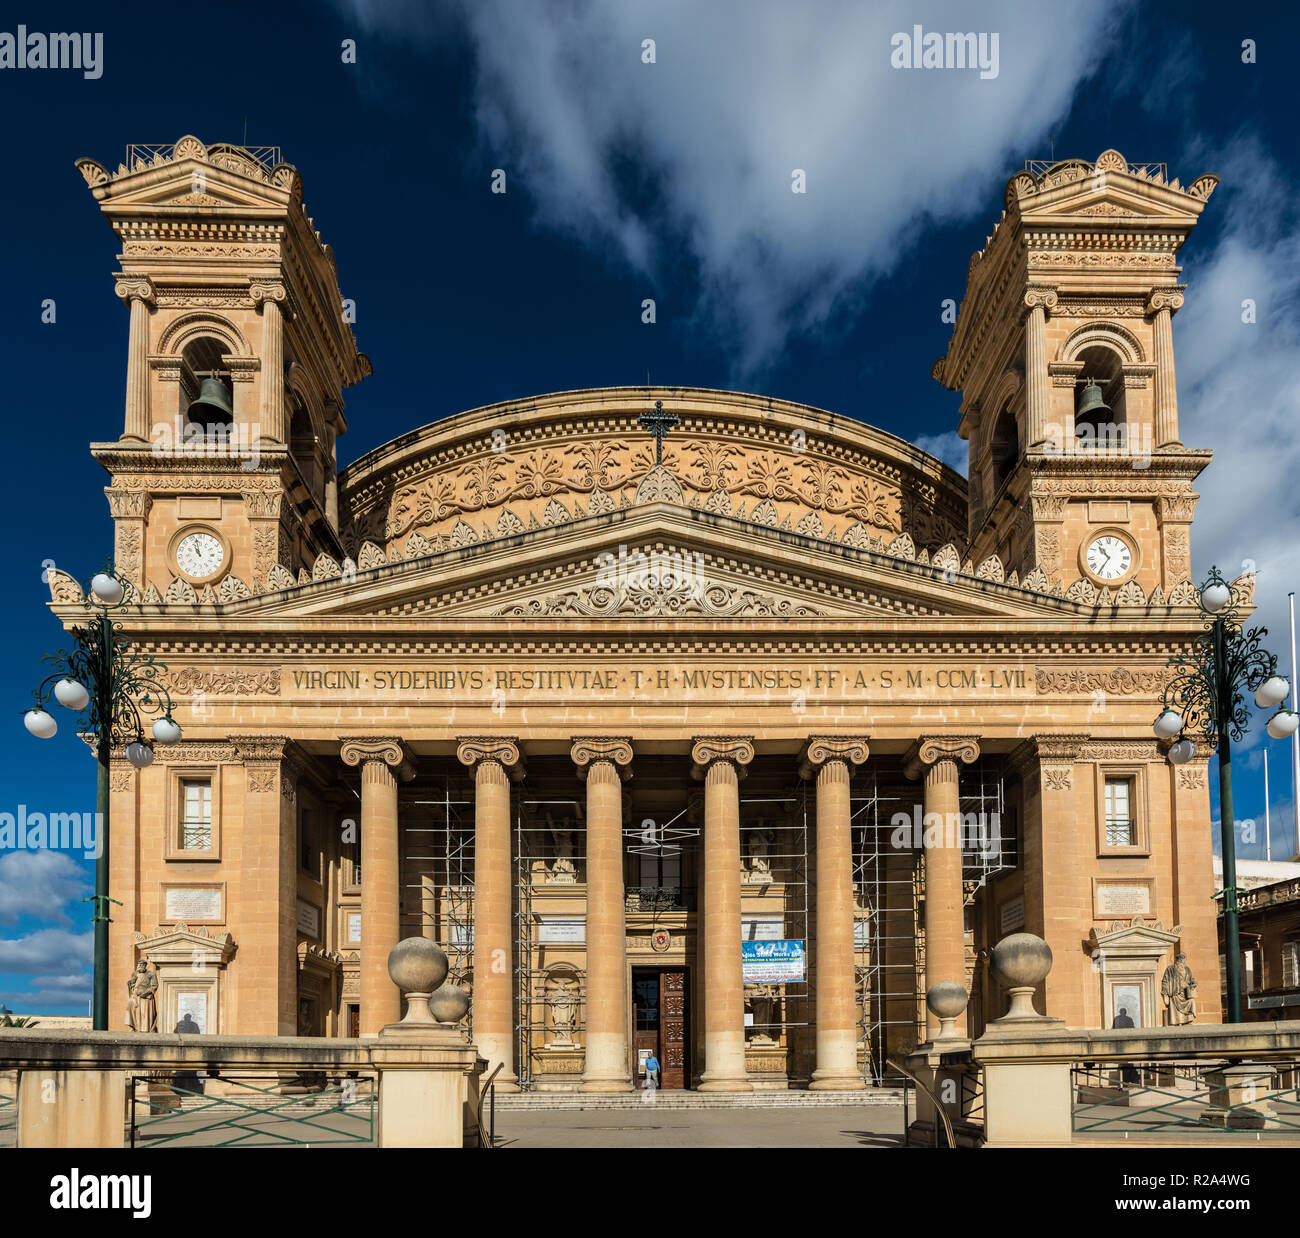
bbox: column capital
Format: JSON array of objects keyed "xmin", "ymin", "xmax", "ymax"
[
  {"xmin": 1147, "ymin": 285, "xmax": 1186, "ymax": 315},
  {"xmin": 249, "ymin": 280, "xmax": 293, "ymax": 319},
  {"xmin": 570, "ymin": 737, "xmax": 633, "ymax": 781},
  {"xmin": 456, "ymin": 735, "xmax": 524, "ymax": 780},
  {"xmin": 231, "ymin": 734, "xmax": 291, "ymax": 764},
  {"xmin": 798, "ymin": 736, "xmax": 869, "ymax": 780},
  {"xmin": 904, "ymin": 736, "xmax": 980, "ymax": 780},
  {"xmin": 691, "ymin": 736, "xmax": 755, "ymax": 780},
  {"xmin": 340, "ymin": 736, "xmax": 415, "ymax": 780},
  {"xmin": 1008, "ymin": 733, "xmax": 1090, "ymax": 779},
  {"xmin": 1023, "ymin": 284, "xmax": 1058, "ymax": 315},
  {"xmin": 114, "ymin": 275, "xmax": 154, "ymax": 306}
]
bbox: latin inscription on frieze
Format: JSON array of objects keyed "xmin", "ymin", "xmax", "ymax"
[{"xmin": 286, "ymin": 664, "xmax": 1034, "ymax": 697}]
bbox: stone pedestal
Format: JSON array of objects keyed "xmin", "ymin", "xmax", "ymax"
[
  {"xmin": 372, "ymin": 1023, "xmax": 484, "ymax": 1148},
  {"xmin": 1204, "ymin": 1062, "xmax": 1276, "ymax": 1130}
]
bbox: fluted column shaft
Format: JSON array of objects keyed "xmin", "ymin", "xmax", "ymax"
[
  {"xmin": 458, "ymin": 738, "xmax": 522, "ymax": 1091},
  {"xmin": 115, "ymin": 279, "xmax": 153, "ymax": 442},
  {"xmin": 1150, "ymin": 289, "xmax": 1184, "ymax": 447},
  {"xmin": 692, "ymin": 737, "xmax": 754, "ymax": 1093},
  {"xmin": 252, "ymin": 283, "xmax": 288, "ymax": 443},
  {"xmin": 359, "ymin": 760, "xmax": 400, "ymax": 1033},
  {"xmin": 907, "ymin": 737, "xmax": 979, "ymax": 1036},
  {"xmin": 1023, "ymin": 286, "xmax": 1056, "ymax": 447},
  {"xmin": 802, "ymin": 737, "xmax": 869, "ymax": 1090},
  {"xmin": 574, "ymin": 739, "xmax": 633, "ymax": 1091}
]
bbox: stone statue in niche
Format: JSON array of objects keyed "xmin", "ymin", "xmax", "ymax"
[
  {"xmin": 1161, "ymin": 953, "xmax": 1198, "ymax": 1025},
  {"xmin": 744, "ymin": 825, "xmax": 776, "ymax": 885},
  {"xmin": 126, "ymin": 960, "xmax": 158, "ymax": 1032},
  {"xmin": 546, "ymin": 974, "xmax": 579, "ymax": 1047},
  {"xmin": 548, "ymin": 816, "xmax": 577, "ymax": 883},
  {"xmin": 746, "ymin": 984, "xmax": 782, "ymax": 1044}
]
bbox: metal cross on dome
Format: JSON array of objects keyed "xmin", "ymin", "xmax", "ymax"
[{"xmin": 637, "ymin": 399, "xmax": 680, "ymax": 467}]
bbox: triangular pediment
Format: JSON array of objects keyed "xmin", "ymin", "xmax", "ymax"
[{"xmin": 216, "ymin": 503, "xmax": 1077, "ymax": 621}]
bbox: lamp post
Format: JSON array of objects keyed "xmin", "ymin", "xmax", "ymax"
[
  {"xmin": 23, "ymin": 563, "xmax": 181, "ymax": 1031},
  {"xmin": 1153, "ymin": 566, "xmax": 1299, "ymax": 1023}
]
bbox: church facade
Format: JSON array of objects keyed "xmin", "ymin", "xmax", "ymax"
[{"xmin": 60, "ymin": 138, "xmax": 1230, "ymax": 1090}]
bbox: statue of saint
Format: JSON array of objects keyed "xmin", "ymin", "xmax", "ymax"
[
  {"xmin": 546, "ymin": 974, "xmax": 579, "ymax": 1046},
  {"xmin": 1161, "ymin": 953, "xmax": 1198, "ymax": 1025},
  {"xmin": 746, "ymin": 984, "xmax": 781, "ymax": 1044},
  {"xmin": 746, "ymin": 827, "xmax": 776, "ymax": 885},
  {"xmin": 126, "ymin": 960, "xmax": 158, "ymax": 1033},
  {"xmin": 549, "ymin": 819, "xmax": 577, "ymax": 882}
]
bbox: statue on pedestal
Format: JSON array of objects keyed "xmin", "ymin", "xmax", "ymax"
[
  {"xmin": 1161, "ymin": 953, "xmax": 1198, "ymax": 1025},
  {"xmin": 126, "ymin": 960, "xmax": 158, "ymax": 1032},
  {"xmin": 745, "ymin": 827, "xmax": 776, "ymax": 886},
  {"xmin": 546, "ymin": 974, "xmax": 579, "ymax": 1047}
]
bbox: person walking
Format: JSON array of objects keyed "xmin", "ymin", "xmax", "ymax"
[{"xmin": 644, "ymin": 1051, "xmax": 661, "ymax": 1090}]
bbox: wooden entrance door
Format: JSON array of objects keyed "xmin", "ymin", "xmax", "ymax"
[{"xmin": 632, "ymin": 968, "xmax": 689, "ymax": 1089}]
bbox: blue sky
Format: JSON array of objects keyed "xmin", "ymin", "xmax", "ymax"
[{"xmin": 1, "ymin": 0, "xmax": 1297, "ymax": 1012}]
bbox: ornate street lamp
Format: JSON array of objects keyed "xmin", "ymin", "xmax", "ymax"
[
  {"xmin": 22, "ymin": 562, "xmax": 181, "ymax": 1030},
  {"xmin": 1154, "ymin": 565, "xmax": 1299, "ymax": 1023}
]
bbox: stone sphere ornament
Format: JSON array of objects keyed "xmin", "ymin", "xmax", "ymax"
[
  {"xmin": 926, "ymin": 981, "xmax": 969, "ymax": 1040},
  {"xmin": 429, "ymin": 982, "xmax": 470, "ymax": 1025},
  {"xmin": 990, "ymin": 932, "xmax": 1053, "ymax": 1020},
  {"xmin": 386, "ymin": 937, "xmax": 449, "ymax": 1024}
]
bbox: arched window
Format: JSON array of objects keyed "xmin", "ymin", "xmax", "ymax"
[
  {"xmin": 180, "ymin": 337, "xmax": 233, "ymax": 431},
  {"xmin": 1074, "ymin": 345, "xmax": 1126, "ymax": 434},
  {"xmin": 289, "ymin": 395, "xmax": 321, "ymax": 503},
  {"xmin": 990, "ymin": 404, "xmax": 1019, "ymax": 494}
]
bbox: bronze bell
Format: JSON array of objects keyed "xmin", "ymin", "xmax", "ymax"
[
  {"xmin": 187, "ymin": 377, "xmax": 234, "ymax": 424},
  {"xmin": 1074, "ymin": 380, "xmax": 1112, "ymax": 431}
]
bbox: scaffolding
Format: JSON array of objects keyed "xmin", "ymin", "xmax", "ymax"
[
  {"xmin": 740, "ymin": 789, "xmax": 813, "ymax": 1084},
  {"xmin": 850, "ymin": 760, "xmax": 1012, "ymax": 1085},
  {"xmin": 400, "ymin": 780, "xmax": 475, "ymax": 1029},
  {"xmin": 513, "ymin": 781, "xmax": 588, "ymax": 1091}
]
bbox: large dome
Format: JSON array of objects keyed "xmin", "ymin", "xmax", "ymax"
[{"xmin": 339, "ymin": 386, "xmax": 968, "ymax": 561}]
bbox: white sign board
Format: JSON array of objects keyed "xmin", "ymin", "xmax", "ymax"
[
  {"xmin": 165, "ymin": 886, "xmax": 221, "ymax": 921},
  {"xmin": 742, "ymin": 917, "xmax": 784, "ymax": 941},
  {"xmin": 538, "ymin": 917, "xmax": 584, "ymax": 944}
]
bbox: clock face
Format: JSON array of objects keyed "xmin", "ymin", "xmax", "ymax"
[
  {"xmin": 175, "ymin": 531, "xmax": 225, "ymax": 581},
  {"xmin": 1085, "ymin": 534, "xmax": 1133, "ymax": 581}
]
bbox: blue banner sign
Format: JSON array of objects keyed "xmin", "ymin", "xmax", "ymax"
[{"xmin": 741, "ymin": 939, "xmax": 805, "ymax": 983}]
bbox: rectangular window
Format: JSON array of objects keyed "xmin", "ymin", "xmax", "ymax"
[
  {"xmin": 1104, "ymin": 777, "xmax": 1135, "ymax": 847},
  {"xmin": 179, "ymin": 779, "xmax": 212, "ymax": 851},
  {"xmin": 1284, "ymin": 940, "xmax": 1300, "ymax": 989}
]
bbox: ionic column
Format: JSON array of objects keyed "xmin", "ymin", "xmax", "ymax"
[
  {"xmin": 457, "ymin": 737, "xmax": 524, "ymax": 1092},
  {"xmin": 572, "ymin": 738, "xmax": 634, "ymax": 1092},
  {"xmin": 800, "ymin": 737, "xmax": 869, "ymax": 1090},
  {"xmin": 1023, "ymin": 285, "xmax": 1058, "ymax": 447},
  {"xmin": 691, "ymin": 737, "xmax": 755, "ymax": 1093},
  {"xmin": 114, "ymin": 277, "xmax": 153, "ymax": 442},
  {"xmin": 905, "ymin": 737, "xmax": 980, "ymax": 1036},
  {"xmin": 1148, "ymin": 287, "xmax": 1185, "ymax": 447},
  {"xmin": 341, "ymin": 738, "xmax": 413, "ymax": 1035},
  {"xmin": 251, "ymin": 281, "xmax": 289, "ymax": 444}
]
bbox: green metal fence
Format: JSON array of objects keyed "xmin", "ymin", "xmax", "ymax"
[
  {"xmin": 129, "ymin": 1072, "xmax": 376, "ymax": 1148},
  {"xmin": 1072, "ymin": 1060, "xmax": 1300, "ymax": 1137}
]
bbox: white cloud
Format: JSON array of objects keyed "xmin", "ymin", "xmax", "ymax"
[
  {"xmin": 0, "ymin": 927, "xmax": 92, "ymax": 974},
  {"xmin": 1172, "ymin": 137, "xmax": 1300, "ymax": 789},
  {"xmin": 334, "ymin": 0, "xmax": 1126, "ymax": 373},
  {"xmin": 0, "ymin": 850, "xmax": 89, "ymax": 925},
  {"xmin": 912, "ymin": 431, "xmax": 968, "ymax": 477}
]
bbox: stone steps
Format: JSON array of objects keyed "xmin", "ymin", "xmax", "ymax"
[{"xmin": 491, "ymin": 1088, "xmax": 905, "ymax": 1111}]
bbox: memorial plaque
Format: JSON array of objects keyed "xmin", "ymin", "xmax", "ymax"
[
  {"xmin": 742, "ymin": 917, "xmax": 784, "ymax": 941},
  {"xmin": 164, "ymin": 886, "xmax": 221, "ymax": 921},
  {"xmin": 999, "ymin": 896, "xmax": 1025, "ymax": 934},
  {"xmin": 297, "ymin": 900, "xmax": 321, "ymax": 938},
  {"xmin": 175, "ymin": 991, "xmax": 208, "ymax": 1034},
  {"xmin": 538, "ymin": 917, "xmax": 584, "ymax": 944},
  {"xmin": 347, "ymin": 911, "xmax": 362, "ymax": 943},
  {"xmin": 1095, "ymin": 883, "xmax": 1151, "ymax": 916}
]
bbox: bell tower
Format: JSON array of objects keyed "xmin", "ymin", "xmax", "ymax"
[
  {"xmin": 77, "ymin": 136, "xmax": 371, "ymax": 601},
  {"xmin": 933, "ymin": 150, "xmax": 1219, "ymax": 603}
]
